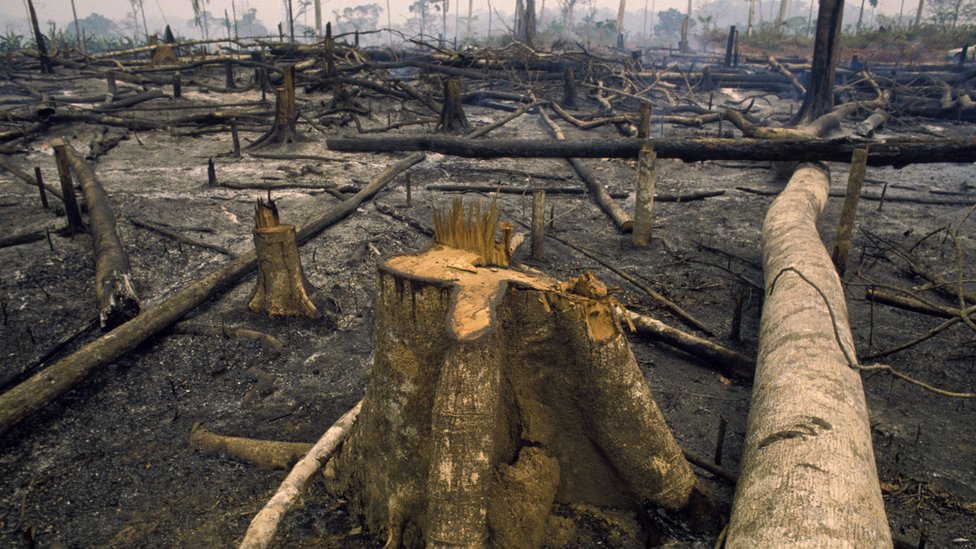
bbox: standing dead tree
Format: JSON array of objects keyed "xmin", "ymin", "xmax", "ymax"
[
  {"xmin": 792, "ymin": 0, "xmax": 845, "ymax": 124},
  {"xmin": 325, "ymin": 199, "xmax": 716, "ymax": 547},
  {"xmin": 248, "ymin": 66, "xmax": 299, "ymax": 148},
  {"xmin": 437, "ymin": 79, "xmax": 470, "ymax": 134}
]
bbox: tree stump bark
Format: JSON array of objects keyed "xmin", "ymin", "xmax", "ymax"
[
  {"xmin": 326, "ymin": 200, "xmax": 713, "ymax": 548},
  {"xmin": 248, "ymin": 199, "xmax": 319, "ymax": 318},
  {"xmin": 438, "ymin": 79, "xmax": 469, "ymax": 135},
  {"xmin": 248, "ymin": 66, "xmax": 298, "ymax": 148}
]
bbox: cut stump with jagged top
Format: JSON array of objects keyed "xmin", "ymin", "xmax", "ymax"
[
  {"xmin": 325, "ymin": 199, "xmax": 715, "ymax": 548},
  {"xmin": 247, "ymin": 198, "xmax": 319, "ymax": 318}
]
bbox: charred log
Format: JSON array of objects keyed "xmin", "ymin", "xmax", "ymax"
[
  {"xmin": 55, "ymin": 139, "xmax": 141, "ymax": 329},
  {"xmin": 326, "ymin": 135, "xmax": 976, "ymax": 166}
]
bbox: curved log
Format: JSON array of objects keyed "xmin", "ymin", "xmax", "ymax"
[{"xmin": 726, "ymin": 164, "xmax": 892, "ymax": 547}]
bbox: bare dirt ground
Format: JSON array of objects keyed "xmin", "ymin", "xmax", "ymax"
[{"xmin": 1, "ymin": 58, "xmax": 974, "ymax": 547}]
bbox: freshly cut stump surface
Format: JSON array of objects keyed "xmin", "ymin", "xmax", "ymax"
[{"xmin": 326, "ymin": 234, "xmax": 713, "ymax": 547}]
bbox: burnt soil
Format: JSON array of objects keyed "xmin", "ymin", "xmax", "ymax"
[{"xmin": 1, "ymin": 60, "xmax": 974, "ymax": 548}]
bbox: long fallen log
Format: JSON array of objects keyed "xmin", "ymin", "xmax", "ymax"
[
  {"xmin": 426, "ymin": 183, "xmax": 630, "ymax": 198},
  {"xmin": 56, "ymin": 139, "xmax": 141, "ymax": 329},
  {"xmin": 326, "ymin": 135, "xmax": 976, "ymax": 166},
  {"xmin": 625, "ymin": 309, "xmax": 753, "ymax": 380},
  {"xmin": 538, "ymin": 106, "xmax": 633, "ymax": 232},
  {"xmin": 726, "ymin": 164, "xmax": 892, "ymax": 547},
  {"xmin": 0, "ymin": 153, "xmax": 425, "ymax": 439}
]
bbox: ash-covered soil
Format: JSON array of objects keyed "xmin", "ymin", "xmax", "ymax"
[{"xmin": 1, "ymin": 62, "xmax": 974, "ymax": 548}]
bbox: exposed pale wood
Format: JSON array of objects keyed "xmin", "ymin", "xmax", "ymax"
[
  {"xmin": 239, "ymin": 400, "xmax": 363, "ymax": 549},
  {"xmin": 248, "ymin": 199, "xmax": 319, "ymax": 318},
  {"xmin": 726, "ymin": 164, "xmax": 892, "ymax": 547}
]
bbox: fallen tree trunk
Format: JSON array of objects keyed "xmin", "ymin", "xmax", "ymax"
[
  {"xmin": 189, "ymin": 423, "xmax": 313, "ymax": 469},
  {"xmin": 57, "ymin": 139, "xmax": 141, "ymax": 329},
  {"xmin": 326, "ymin": 135, "xmax": 976, "ymax": 165},
  {"xmin": 726, "ymin": 164, "xmax": 892, "ymax": 547},
  {"xmin": 538, "ymin": 107, "xmax": 633, "ymax": 232},
  {"xmin": 425, "ymin": 183, "xmax": 630, "ymax": 199},
  {"xmin": 239, "ymin": 400, "xmax": 363, "ymax": 549},
  {"xmin": 865, "ymin": 287, "xmax": 974, "ymax": 320},
  {"xmin": 625, "ymin": 309, "xmax": 753, "ymax": 380},
  {"xmin": 0, "ymin": 153, "xmax": 425, "ymax": 438}
]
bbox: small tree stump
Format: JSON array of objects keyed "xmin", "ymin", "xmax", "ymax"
[
  {"xmin": 326, "ymin": 199, "xmax": 714, "ymax": 547},
  {"xmin": 248, "ymin": 65, "xmax": 298, "ymax": 149},
  {"xmin": 437, "ymin": 79, "xmax": 469, "ymax": 134},
  {"xmin": 562, "ymin": 67, "xmax": 578, "ymax": 109},
  {"xmin": 248, "ymin": 199, "xmax": 319, "ymax": 318}
]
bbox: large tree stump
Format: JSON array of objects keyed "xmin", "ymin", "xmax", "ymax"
[
  {"xmin": 326, "ymin": 199, "xmax": 713, "ymax": 547},
  {"xmin": 248, "ymin": 199, "xmax": 319, "ymax": 318}
]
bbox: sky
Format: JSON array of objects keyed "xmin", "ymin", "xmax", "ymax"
[{"xmin": 3, "ymin": 0, "xmax": 912, "ymax": 37}]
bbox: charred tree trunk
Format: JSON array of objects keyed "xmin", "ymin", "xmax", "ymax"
[
  {"xmin": 326, "ymin": 200, "xmax": 715, "ymax": 548},
  {"xmin": 26, "ymin": 0, "xmax": 52, "ymax": 74},
  {"xmin": 438, "ymin": 79, "xmax": 469, "ymax": 134},
  {"xmin": 326, "ymin": 135, "xmax": 976, "ymax": 166},
  {"xmin": 726, "ymin": 165, "xmax": 892, "ymax": 547},
  {"xmin": 561, "ymin": 67, "xmax": 578, "ymax": 109},
  {"xmin": 248, "ymin": 199, "xmax": 319, "ymax": 318},
  {"xmin": 515, "ymin": 0, "xmax": 537, "ymax": 46},
  {"xmin": 249, "ymin": 66, "xmax": 298, "ymax": 148},
  {"xmin": 55, "ymin": 139, "xmax": 140, "ymax": 329},
  {"xmin": 324, "ymin": 22, "xmax": 336, "ymax": 78},
  {"xmin": 792, "ymin": 0, "xmax": 845, "ymax": 124},
  {"xmin": 52, "ymin": 145, "xmax": 86, "ymax": 235}
]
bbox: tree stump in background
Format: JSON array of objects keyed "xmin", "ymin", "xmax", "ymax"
[
  {"xmin": 437, "ymin": 79, "xmax": 469, "ymax": 134},
  {"xmin": 248, "ymin": 66, "xmax": 298, "ymax": 148},
  {"xmin": 326, "ymin": 199, "xmax": 714, "ymax": 548},
  {"xmin": 248, "ymin": 199, "xmax": 319, "ymax": 318}
]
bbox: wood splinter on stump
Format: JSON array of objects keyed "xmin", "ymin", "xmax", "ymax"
[
  {"xmin": 248, "ymin": 198, "xmax": 319, "ymax": 318},
  {"xmin": 325, "ymin": 198, "xmax": 716, "ymax": 548}
]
